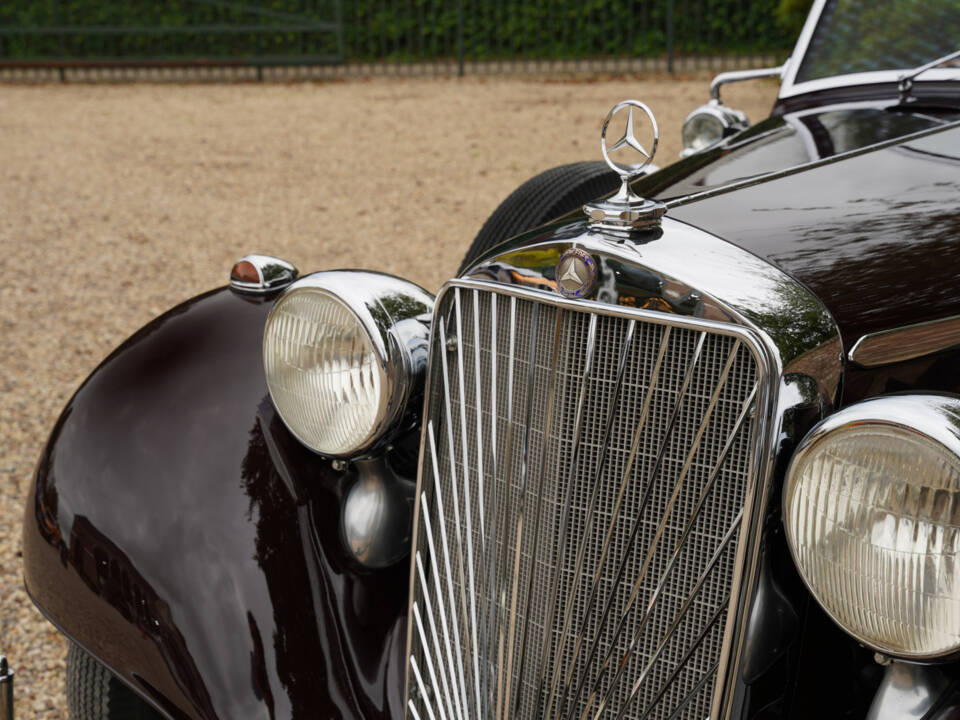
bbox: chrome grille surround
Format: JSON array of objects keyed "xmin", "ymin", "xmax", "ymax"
[{"xmin": 404, "ymin": 277, "xmax": 774, "ymax": 720}]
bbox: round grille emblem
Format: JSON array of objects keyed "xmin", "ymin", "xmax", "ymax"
[{"xmin": 556, "ymin": 248, "xmax": 597, "ymax": 298}]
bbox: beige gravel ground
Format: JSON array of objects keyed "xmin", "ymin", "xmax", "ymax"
[{"xmin": 0, "ymin": 75, "xmax": 776, "ymax": 719}]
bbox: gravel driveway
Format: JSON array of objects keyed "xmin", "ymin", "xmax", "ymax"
[{"xmin": 0, "ymin": 75, "xmax": 776, "ymax": 719}]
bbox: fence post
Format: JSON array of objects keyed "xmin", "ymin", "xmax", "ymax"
[
  {"xmin": 53, "ymin": 0, "xmax": 66, "ymax": 82},
  {"xmin": 457, "ymin": 0, "xmax": 465, "ymax": 77},
  {"xmin": 335, "ymin": 0, "xmax": 345, "ymax": 63},
  {"xmin": 666, "ymin": 0, "xmax": 675, "ymax": 73},
  {"xmin": 255, "ymin": 30, "xmax": 263, "ymax": 81}
]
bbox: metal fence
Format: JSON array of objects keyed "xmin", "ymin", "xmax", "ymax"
[{"xmin": 0, "ymin": 0, "xmax": 792, "ymax": 80}]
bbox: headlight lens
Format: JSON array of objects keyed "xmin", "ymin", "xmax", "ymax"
[
  {"xmin": 682, "ymin": 111, "xmax": 725, "ymax": 153},
  {"xmin": 784, "ymin": 395, "xmax": 960, "ymax": 658},
  {"xmin": 265, "ymin": 287, "xmax": 384, "ymax": 455},
  {"xmin": 263, "ymin": 271, "xmax": 433, "ymax": 457},
  {"xmin": 680, "ymin": 101, "xmax": 749, "ymax": 156}
]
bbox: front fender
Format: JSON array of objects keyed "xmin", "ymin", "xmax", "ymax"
[{"xmin": 23, "ymin": 287, "xmax": 409, "ymax": 720}]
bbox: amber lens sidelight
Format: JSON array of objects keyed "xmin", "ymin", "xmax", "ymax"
[
  {"xmin": 263, "ymin": 288, "xmax": 385, "ymax": 456},
  {"xmin": 784, "ymin": 417, "xmax": 960, "ymax": 658},
  {"xmin": 231, "ymin": 260, "xmax": 260, "ymax": 284}
]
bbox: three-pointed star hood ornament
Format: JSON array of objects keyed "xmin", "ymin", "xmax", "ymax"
[{"xmin": 584, "ymin": 99, "xmax": 667, "ymax": 232}]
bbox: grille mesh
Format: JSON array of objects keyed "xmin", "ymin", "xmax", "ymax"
[{"xmin": 407, "ymin": 284, "xmax": 760, "ymax": 720}]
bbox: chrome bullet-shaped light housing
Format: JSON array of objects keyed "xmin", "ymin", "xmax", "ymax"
[
  {"xmin": 784, "ymin": 394, "xmax": 960, "ymax": 659},
  {"xmin": 680, "ymin": 100, "xmax": 749, "ymax": 157},
  {"xmin": 263, "ymin": 271, "xmax": 433, "ymax": 458}
]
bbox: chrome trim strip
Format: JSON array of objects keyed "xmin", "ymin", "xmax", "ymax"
[
  {"xmin": 416, "ymin": 555, "xmax": 463, "ymax": 720},
  {"xmin": 411, "ymin": 656, "xmax": 440, "ymax": 720},
  {"xmin": 413, "ymin": 602, "xmax": 451, "ymax": 720},
  {"xmin": 436, "ymin": 333, "xmax": 474, "ymax": 717},
  {"xmin": 425, "ymin": 430, "xmax": 471, "ymax": 720},
  {"xmin": 481, "ymin": 293, "xmax": 498, "ymax": 720},
  {"xmin": 494, "ymin": 297, "xmax": 518, "ymax": 720},
  {"xmin": 781, "ymin": 68, "xmax": 960, "ymax": 101},
  {"xmin": 471, "ymin": 290, "xmax": 487, "ymax": 552},
  {"xmin": 848, "ymin": 314, "xmax": 960, "ymax": 367},
  {"xmin": 777, "ymin": 0, "xmax": 825, "ymax": 95},
  {"xmin": 514, "ymin": 309, "xmax": 565, "ymax": 716},
  {"xmin": 453, "ymin": 289, "xmax": 483, "ymax": 720},
  {"xmin": 502, "ymin": 303, "xmax": 540, "ymax": 720}
]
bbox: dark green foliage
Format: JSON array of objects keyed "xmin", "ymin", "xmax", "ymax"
[
  {"xmin": 0, "ymin": 0, "xmax": 796, "ymax": 62},
  {"xmin": 775, "ymin": 0, "xmax": 813, "ymax": 39},
  {"xmin": 0, "ymin": 0, "xmax": 342, "ymax": 60}
]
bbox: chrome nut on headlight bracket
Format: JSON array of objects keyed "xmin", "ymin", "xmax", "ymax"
[
  {"xmin": 263, "ymin": 270, "xmax": 434, "ymax": 459},
  {"xmin": 783, "ymin": 394, "xmax": 960, "ymax": 660}
]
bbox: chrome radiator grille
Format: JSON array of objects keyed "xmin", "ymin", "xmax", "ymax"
[{"xmin": 406, "ymin": 282, "xmax": 761, "ymax": 720}]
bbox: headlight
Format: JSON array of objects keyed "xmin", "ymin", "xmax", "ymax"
[
  {"xmin": 784, "ymin": 394, "xmax": 960, "ymax": 659},
  {"xmin": 263, "ymin": 271, "xmax": 433, "ymax": 457},
  {"xmin": 680, "ymin": 101, "xmax": 748, "ymax": 156}
]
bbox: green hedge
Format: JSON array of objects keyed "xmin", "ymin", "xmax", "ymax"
[{"xmin": 0, "ymin": 0, "xmax": 797, "ymax": 62}]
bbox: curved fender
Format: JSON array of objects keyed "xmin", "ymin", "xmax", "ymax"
[{"xmin": 23, "ymin": 288, "xmax": 410, "ymax": 720}]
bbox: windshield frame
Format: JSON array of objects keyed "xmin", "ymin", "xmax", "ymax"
[{"xmin": 779, "ymin": 0, "xmax": 960, "ymax": 100}]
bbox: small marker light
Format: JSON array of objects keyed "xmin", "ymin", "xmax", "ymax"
[
  {"xmin": 231, "ymin": 260, "xmax": 260, "ymax": 285},
  {"xmin": 228, "ymin": 254, "xmax": 298, "ymax": 294}
]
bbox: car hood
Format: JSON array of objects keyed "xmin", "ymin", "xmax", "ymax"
[
  {"xmin": 654, "ymin": 120, "xmax": 960, "ymax": 354},
  {"xmin": 639, "ymin": 105, "xmax": 956, "ymax": 201}
]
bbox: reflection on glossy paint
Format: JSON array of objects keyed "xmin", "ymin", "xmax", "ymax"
[
  {"xmin": 670, "ymin": 124, "xmax": 960, "ymax": 350},
  {"xmin": 24, "ymin": 288, "xmax": 413, "ymax": 720},
  {"xmin": 637, "ymin": 106, "xmax": 959, "ymax": 202}
]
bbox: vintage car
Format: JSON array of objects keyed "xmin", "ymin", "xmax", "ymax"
[{"xmin": 18, "ymin": 0, "xmax": 960, "ymax": 719}]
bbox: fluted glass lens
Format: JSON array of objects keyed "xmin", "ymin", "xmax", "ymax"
[
  {"xmin": 264, "ymin": 288, "xmax": 384, "ymax": 455},
  {"xmin": 682, "ymin": 112, "xmax": 724, "ymax": 152},
  {"xmin": 785, "ymin": 424, "xmax": 960, "ymax": 657}
]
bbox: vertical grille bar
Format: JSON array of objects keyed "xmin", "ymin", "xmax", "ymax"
[
  {"xmin": 536, "ymin": 314, "xmax": 599, "ymax": 719},
  {"xmin": 408, "ymin": 283, "xmax": 763, "ymax": 720},
  {"xmin": 494, "ymin": 296, "xmax": 518, "ymax": 720}
]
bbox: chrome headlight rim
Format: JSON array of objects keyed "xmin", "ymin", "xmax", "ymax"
[
  {"xmin": 680, "ymin": 100, "xmax": 749, "ymax": 157},
  {"xmin": 783, "ymin": 393, "xmax": 960, "ymax": 661},
  {"xmin": 263, "ymin": 270, "xmax": 433, "ymax": 459}
]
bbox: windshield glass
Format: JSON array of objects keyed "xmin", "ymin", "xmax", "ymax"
[{"xmin": 795, "ymin": 0, "xmax": 960, "ymax": 83}]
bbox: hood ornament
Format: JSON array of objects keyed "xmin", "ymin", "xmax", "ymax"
[{"xmin": 584, "ymin": 100, "xmax": 666, "ymax": 231}]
